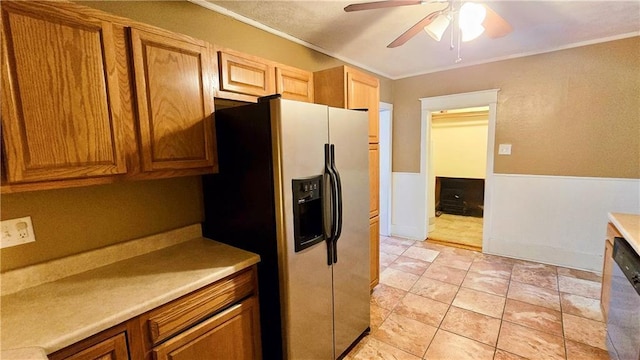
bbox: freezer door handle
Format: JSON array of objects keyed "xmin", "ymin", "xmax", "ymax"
[
  {"xmin": 330, "ymin": 144, "xmax": 343, "ymax": 264},
  {"xmin": 324, "ymin": 144, "xmax": 338, "ymax": 265}
]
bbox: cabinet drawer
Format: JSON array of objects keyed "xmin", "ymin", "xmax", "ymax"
[
  {"xmin": 51, "ymin": 332, "xmax": 129, "ymax": 360},
  {"xmin": 147, "ymin": 268, "xmax": 255, "ymax": 345},
  {"xmin": 153, "ymin": 297, "xmax": 261, "ymax": 360}
]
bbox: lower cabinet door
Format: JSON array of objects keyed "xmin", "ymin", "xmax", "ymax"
[
  {"xmin": 601, "ymin": 237, "xmax": 614, "ymax": 321},
  {"xmin": 370, "ymin": 215, "xmax": 380, "ymax": 290},
  {"xmin": 63, "ymin": 333, "xmax": 129, "ymax": 360},
  {"xmin": 153, "ymin": 297, "xmax": 261, "ymax": 360}
]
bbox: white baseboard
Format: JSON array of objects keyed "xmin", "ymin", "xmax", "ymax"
[
  {"xmin": 484, "ymin": 241, "xmax": 602, "ymax": 271},
  {"xmin": 390, "ymin": 224, "xmax": 425, "ymax": 240}
]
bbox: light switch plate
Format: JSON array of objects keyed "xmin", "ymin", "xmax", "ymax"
[
  {"xmin": 498, "ymin": 144, "xmax": 512, "ymax": 155},
  {"xmin": 1, "ymin": 216, "xmax": 36, "ymax": 248}
]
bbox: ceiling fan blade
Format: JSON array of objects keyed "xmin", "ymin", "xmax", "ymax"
[
  {"xmin": 482, "ymin": 4, "xmax": 512, "ymax": 38},
  {"xmin": 387, "ymin": 10, "xmax": 443, "ymax": 48},
  {"xmin": 344, "ymin": 1, "xmax": 423, "ymax": 12}
]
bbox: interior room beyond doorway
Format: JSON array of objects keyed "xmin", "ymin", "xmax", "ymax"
[{"xmin": 427, "ymin": 107, "xmax": 489, "ymax": 251}]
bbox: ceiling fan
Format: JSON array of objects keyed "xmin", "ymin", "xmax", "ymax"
[{"xmin": 344, "ymin": 0, "xmax": 512, "ymax": 51}]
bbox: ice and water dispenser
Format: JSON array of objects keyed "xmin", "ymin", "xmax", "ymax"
[{"xmin": 292, "ymin": 176, "xmax": 324, "ymax": 252}]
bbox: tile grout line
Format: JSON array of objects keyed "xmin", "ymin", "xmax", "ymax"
[
  {"xmin": 422, "ymin": 248, "xmax": 458, "ymax": 359},
  {"xmin": 556, "ymin": 266, "xmax": 569, "ymax": 360},
  {"xmin": 494, "ymin": 258, "xmax": 515, "ymax": 356}
]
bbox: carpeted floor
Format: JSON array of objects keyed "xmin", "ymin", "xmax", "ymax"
[{"xmin": 428, "ymin": 214, "xmax": 483, "ymax": 250}]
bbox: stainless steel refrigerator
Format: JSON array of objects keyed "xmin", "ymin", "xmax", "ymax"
[{"xmin": 202, "ymin": 97, "xmax": 370, "ymax": 360}]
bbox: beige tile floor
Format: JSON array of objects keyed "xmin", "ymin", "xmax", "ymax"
[{"xmin": 345, "ymin": 236, "xmax": 610, "ymax": 360}]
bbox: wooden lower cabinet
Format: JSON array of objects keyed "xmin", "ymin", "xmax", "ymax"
[
  {"xmin": 49, "ymin": 267, "xmax": 260, "ymax": 360},
  {"xmin": 63, "ymin": 333, "xmax": 129, "ymax": 360},
  {"xmin": 153, "ymin": 297, "xmax": 261, "ymax": 360},
  {"xmin": 49, "ymin": 321, "xmax": 136, "ymax": 360},
  {"xmin": 601, "ymin": 222, "xmax": 620, "ymax": 321},
  {"xmin": 370, "ymin": 215, "xmax": 380, "ymax": 290}
]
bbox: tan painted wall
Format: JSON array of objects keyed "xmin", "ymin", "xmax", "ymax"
[
  {"xmin": 0, "ymin": 1, "xmax": 390, "ymax": 272},
  {"xmin": 392, "ymin": 37, "xmax": 640, "ymax": 179},
  {"xmin": 0, "ymin": 177, "xmax": 203, "ymax": 271}
]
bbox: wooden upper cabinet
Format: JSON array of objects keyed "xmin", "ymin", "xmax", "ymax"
[
  {"xmin": 218, "ymin": 48, "xmax": 275, "ymax": 98},
  {"xmin": 130, "ymin": 28, "xmax": 216, "ymax": 172},
  {"xmin": 216, "ymin": 48, "xmax": 313, "ymax": 103},
  {"xmin": 0, "ymin": 1, "xmax": 128, "ymax": 183},
  {"xmin": 276, "ymin": 65, "xmax": 314, "ymax": 102},
  {"xmin": 347, "ymin": 71, "xmax": 380, "ymax": 143},
  {"xmin": 313, "ymin": 66, "xmax": 380, "ymax": 143}
]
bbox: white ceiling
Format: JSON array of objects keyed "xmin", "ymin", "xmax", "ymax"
[{"xmin": 195, "ymin": 0, "xmax": 640, "ymax": 80}]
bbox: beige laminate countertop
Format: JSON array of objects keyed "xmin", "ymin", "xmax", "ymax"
[
  {"xmin": 0, "ymin": 238, "xmax": 260, "ymax": 356},
  {"xmin": 609, "ymin": 212, "xmax": 640, "ymax": 254}
]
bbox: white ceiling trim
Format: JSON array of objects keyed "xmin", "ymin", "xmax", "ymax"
[
  {"xmin": 190, "ymin": 0, "xmax": 639, "ymax": 81},
  {"xmin": 188, "ymin": 0, "xmax": 393, "ymax": 79}
]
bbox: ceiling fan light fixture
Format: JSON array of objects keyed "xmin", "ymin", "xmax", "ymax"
[
  {"xmin": 461, "ymin": 24, "xmax": 485, "ymax": 41},
  {"xmin": 424, "ymin": 14, "xmax": 450, "ymax": 41},
  {"xmin": 459, "ymin": 2, "xmax": 486, "ymax": 41}
]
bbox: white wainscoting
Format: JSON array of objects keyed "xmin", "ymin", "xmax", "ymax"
[
  {"xmin": 486, "ymin": 174, "xmax": 640, "ymax": 271},
  {"xmin": 391, "ymin": 172, "xmax": 427, "ymax": 240}
]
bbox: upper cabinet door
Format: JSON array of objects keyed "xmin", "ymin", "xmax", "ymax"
[
  {"xmin": 130, "ymin": 29, "xmax": 216, "ymax": 172},
  {"xmin": 218, "ymin": 49, "xmax": 275, "ymax": 97},
  {"xmin": 276, "ymin": 65, "xmax": 314, "ymax": 103},
  {"xmin": 1, "ymin": 2, "xmax": 128, "ymax": 183},
  {"xmin": 346, "ymin": 71, "xmax": 380, "ymax": 143}
]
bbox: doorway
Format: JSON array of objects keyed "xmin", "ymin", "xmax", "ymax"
[
  {"xmin": 379, "ymin": 102, "xmax": 393, "ymax": 236},
  {"xmin": 419, "ymin": 90, "xmax": 498, "ymax": 251},
  {"xmin": 428, "ymin": 107, "xmax": 488, "ymax": 250}
]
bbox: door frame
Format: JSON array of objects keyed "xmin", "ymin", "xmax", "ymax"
[
  {"xmin": 419, "ymin": 89, "xmax": 499, "ymax": 249},
  {"xmin": 379, "ymin": 102, "xmax": 393, "ymax": 236}
]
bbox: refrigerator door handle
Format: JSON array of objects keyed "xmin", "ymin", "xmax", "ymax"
[
  {"xmin": 324, "ymin": 144, "xmax": 337, "ymax": 265},
  {"xmin": 330, "ymin": 144, "xmax": 343, "ymax": 264}
]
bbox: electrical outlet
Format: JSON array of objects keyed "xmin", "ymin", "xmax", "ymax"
[{"xmin": 1, "ymin": 216, "xmax": 36, "ymax": 248}]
